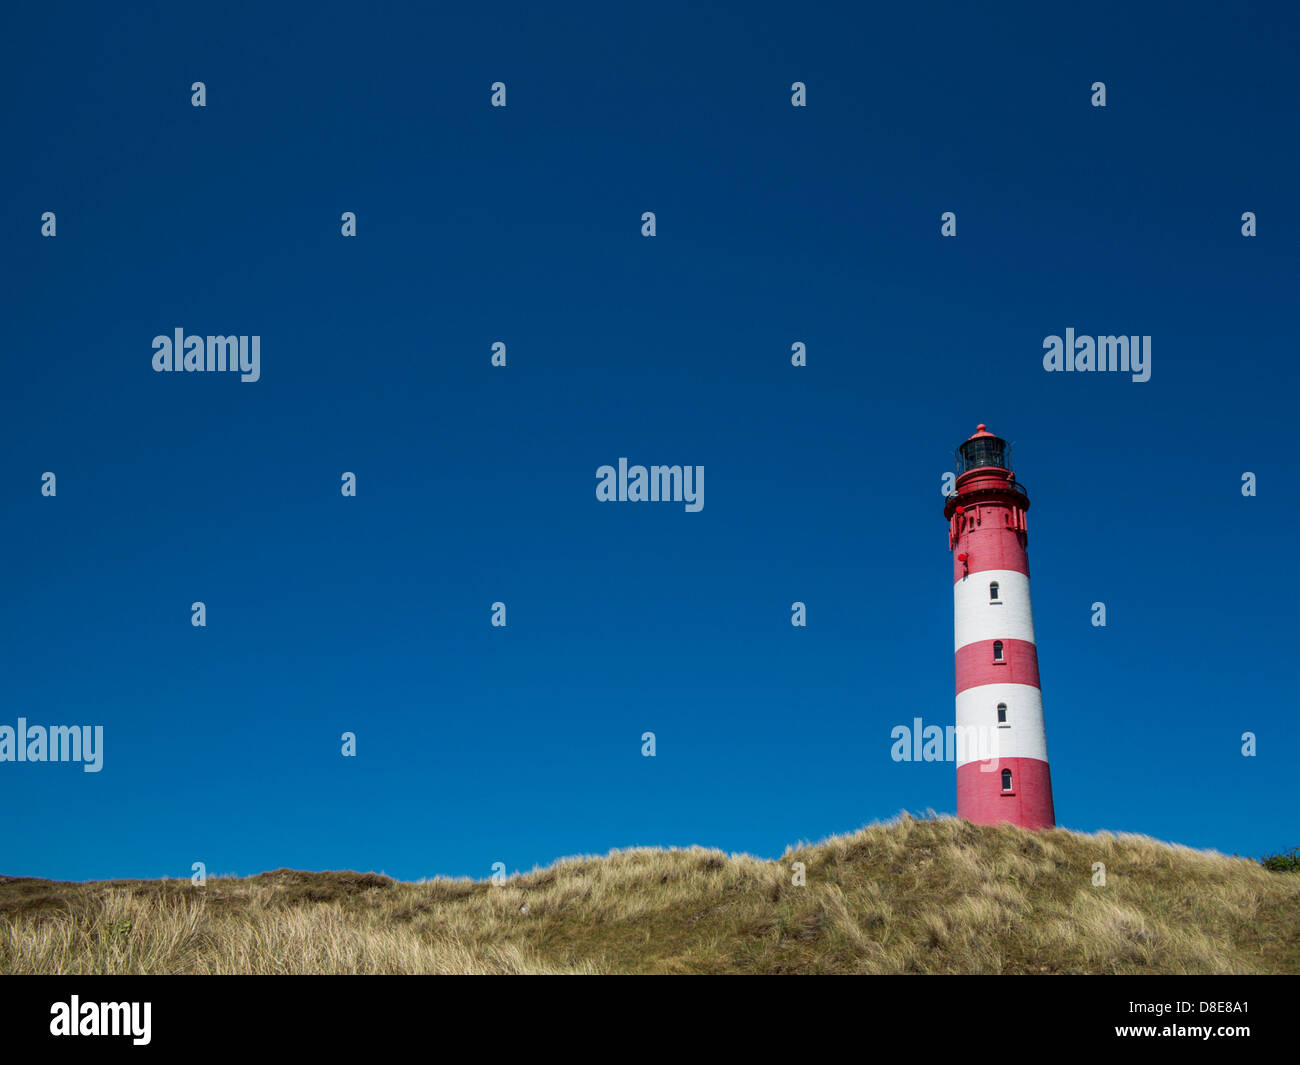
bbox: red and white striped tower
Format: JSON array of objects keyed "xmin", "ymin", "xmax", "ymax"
[{"xmin": 943, "ymin": 425, "xmax": 1055, "ymax": 829}]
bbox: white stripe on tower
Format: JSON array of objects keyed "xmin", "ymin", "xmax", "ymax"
[
  {"xmin": 953, "ymin": 569, "xmax": 1035, "ymax": 650},
  {"xmin": 954, "ymin": 684, "xmax": 1048, "ymax": 763}
]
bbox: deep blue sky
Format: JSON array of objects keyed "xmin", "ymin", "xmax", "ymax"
[{"xmin": 3, "ymin": 2, "xmax": 1297, "ymax": 881}]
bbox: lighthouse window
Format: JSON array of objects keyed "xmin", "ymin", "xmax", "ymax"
[
  {"xmin": 1001, "ymin": 769, "xmax": 1013, "ymax": 792},
  {"xmin": 997, "ymin": 703, "xmax": 1008, "ymax": 725},
  {"xmin": 989, "ymin": 581, "xmax": 1000, "ymax": 603},
  {"xmin": 993, "ymin": 640, "xmax": 1004, "ymax": 662}
]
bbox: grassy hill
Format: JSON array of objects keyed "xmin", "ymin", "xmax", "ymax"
[{"xmin": 3, "ymin": 814, "xmax": 1297, "ymax": 974}]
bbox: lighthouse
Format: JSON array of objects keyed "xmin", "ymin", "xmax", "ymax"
[{"xmin": 943, "ymin": 425, "xmax": 1055, "ymax": 829}]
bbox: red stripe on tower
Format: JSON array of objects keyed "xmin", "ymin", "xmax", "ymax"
[{"xmin": 944, "ymin": 425, "xmax": 1055, "ymax": 830}]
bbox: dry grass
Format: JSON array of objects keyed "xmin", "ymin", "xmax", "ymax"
[{"xmin": 2, "ymin": 814, "xmax": 1296, "ymax": 974}]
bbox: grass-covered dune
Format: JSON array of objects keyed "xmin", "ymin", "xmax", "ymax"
[{"xmin": 3, "ymin": 814, "xmax": 1296, "ymax": 974}]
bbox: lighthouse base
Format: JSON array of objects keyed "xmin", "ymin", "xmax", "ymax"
[{"xmin": 957, "ymin": 757, "xmax": 1055, "ymax": 830}]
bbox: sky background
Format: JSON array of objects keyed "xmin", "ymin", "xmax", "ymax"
[{"xmin": 3, "ymin": 1, "xmax": 1297, "ymax": 881}]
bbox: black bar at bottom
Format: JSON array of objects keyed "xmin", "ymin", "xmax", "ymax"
[{"xmin": 0, "ymin": 974, "xmax": 1292, "ymax": 1052}]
